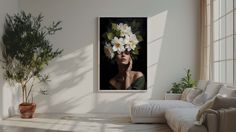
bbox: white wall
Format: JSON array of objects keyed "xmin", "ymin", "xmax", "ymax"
[
  {"xmin": 2, "ymin": 0, "xmax": 200, "ymax": 115},
  {"xmin": 0, "ymin": 0, "xmax": 19, "ymax": 119}
]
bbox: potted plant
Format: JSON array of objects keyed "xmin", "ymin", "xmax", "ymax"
[
  {"xmin": 1, "ymin": 11, "xmax": 63, "ymax": 118},
  {"xmin": 165, "ymin": 69, "xmax": 196, "ymax": 99}
]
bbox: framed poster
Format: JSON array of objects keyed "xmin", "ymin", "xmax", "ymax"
[{"xmin": 98, "ymin": 17, "xmax": 147, "ymax": 92}]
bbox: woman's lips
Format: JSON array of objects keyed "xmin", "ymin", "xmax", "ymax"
[{"xmin": 121, "ymin": 58, "xmax": 127, "ymax": 61}]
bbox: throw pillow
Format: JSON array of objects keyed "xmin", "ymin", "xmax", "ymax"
[
  {"xmin": 212, "ymin": 96, "xmax": 236, "ymax": 110},
  {"xmin": 181, "ymin": 88, "xmax": 192, "ymax": 101},
  {"xmin": 218, "ymin": 85, "xmax": 236, "ymax": 97},
  {"xmin": 204, "ymin": 82, "xmax": 221, "ymax": 100},
  {"xmin": 195, "ymin": 98, "xmax": 215, "ymax": 121},
  {"xmin": 186, "ymin": 88, "xmax": 202, "ymax": 102},
  {"xmin": 197, "ymin": 80, "xmax": 209, "ymax": 91},
  {"xmin": 192, "ymin": 93, "xmax": 208, "ymax": 106}
]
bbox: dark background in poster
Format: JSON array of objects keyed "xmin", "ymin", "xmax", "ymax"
[{"xmin": 99, "ymin": 17, "xmax": 147, "ymax": 90}]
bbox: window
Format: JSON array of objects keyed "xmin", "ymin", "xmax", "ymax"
[{"xmin": 211, "ymin": 0, "xmax": 235, "ymax": 84}]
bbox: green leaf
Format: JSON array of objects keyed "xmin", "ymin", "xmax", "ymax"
[
  {"xmin": 132, "ymin": 48, "xmax": 139, "ymax": 55},
  {"xmin": 136, "ymin": 34, "xmax": 143, "ymax": 42},
  {"xmin": 169, "ymin": 69, "xmax": 196, "ymax": 94},
  {"xmin": 115, "ymin": 30, "xmax": 120, "ymax": 37},
  {"xmin": 111, "ymin": 23, "xmax": 117, "ymax": 30},
  {"xmin": 135, "ymin": 31, "xmax": 141, "ymax": 35},
  {"xmin": 106, "ymin": 32, "xmax": 114, "ymax": 40}
]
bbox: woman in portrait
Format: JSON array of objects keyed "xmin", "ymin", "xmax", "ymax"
[
  {"xmin": 103, "ymin": 22, "xmax": 146, "ymax": 90},
  {"xmin": 109, "ymin": 51, "xmax": 145, "ymax": 90}
]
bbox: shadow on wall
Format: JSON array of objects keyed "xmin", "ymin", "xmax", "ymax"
[
  {"xmin": 33, "ymin": 44, "xmax": 94, "ymax": 113},
  {"xmin": 0, "ymin": 41, "xmax": 3, "ymax": 119},
  {"xmin": 0, "ymin": 41, "xmax": 21, "ymax": 119}
]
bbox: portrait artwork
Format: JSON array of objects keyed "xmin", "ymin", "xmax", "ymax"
[{"xmin": 99, "ymin": 17, "xmax": 147, "ymax": 91}]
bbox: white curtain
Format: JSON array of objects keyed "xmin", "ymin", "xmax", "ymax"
[{"xmin": 199, "ymin": 0, "xmax": 210, "ymax": 80}]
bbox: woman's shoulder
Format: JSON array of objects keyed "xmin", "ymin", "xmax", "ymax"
[
  {"xmin": 129, "ymin": 71, "xmax": 145, "ymax": 90},
  {"xmin": 109, "ymin": 75, "xmax": 120, "ymax": 85},
  {"xmin": 132, "ymin": 71, "xmax": 144, "ymax": 80}
]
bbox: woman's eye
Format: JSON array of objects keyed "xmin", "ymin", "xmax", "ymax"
[{"xmin": 125, "ymin": 51, "xmax": 130, "ymax": 55}]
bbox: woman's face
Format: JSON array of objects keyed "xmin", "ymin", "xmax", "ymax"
[{"xmin": 116, "ymin": 51, "xmax": 131, "ymax": 65}]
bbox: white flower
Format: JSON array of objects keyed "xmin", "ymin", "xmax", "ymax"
[
  {"xmin": 104, "ymin": 43, "xmax": 114, "ymax": 59},
  {"xmin": 111, "ymin": 37, "xmax": 125, "ymax": 54},
  {"xmin": 104, "ymin": 22, "xmax": 141, "ymax": 59},
  {"xmin": 117, "ymin": 23, "xmax": 125, "ymax": 30},
  {"xmin": 117, "ymin": 23, "xmax": 132, "ymax": 37},
  {"xmin": 124, "ymin": 34, "xmax": 139, "ymax": 51}
]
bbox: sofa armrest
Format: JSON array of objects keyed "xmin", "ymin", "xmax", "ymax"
[
  {"xmin": 164, "ymin": 93, "xmax": 182, "ymax": 100},
  {"xmin": 206, "ymin": 111, "xmax": 218, "ymax": 132},
  {"xmin": 205, "ymin": 108, "xmax": 236, "ymax": 132}
]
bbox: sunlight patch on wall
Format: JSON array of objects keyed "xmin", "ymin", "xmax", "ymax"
[{"xmin": 148, "ymin": 11, "xmax": 168, "ymax": 88}]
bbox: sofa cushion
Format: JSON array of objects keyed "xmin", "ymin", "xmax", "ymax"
[
  {"xmin": 130, "ymin": 100, "xmax": 195, "ymax": 123},
  {"xmin": 218, "ymin": 85, "xmax": 236, "ymax": 97},
  {"xmin": 192, "ymin": 93, "xmax": 207, "ymax": 106},
  {"xmin": 197, "ymin": 80, "xmax": 209, "ymax": 91},
  {"xmin": 186, "ymin": 88, "xmax": 202, "ymax": 102},
  {"xmin": 165, "ymin": 108, "xmax": 207, "ymax": 132},
  {"xmin": 204, "ymin": 82, "xmax": 221, "ymax": 100},
  {"xmin": 212, "ymin": 96, "xmax": 236, "ymax": 110},
  {"xmin": 131, "ymin": 100, "xmax": 195, "ymax": 117}
]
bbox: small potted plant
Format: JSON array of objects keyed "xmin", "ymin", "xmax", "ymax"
[
  {"xmin": 165, "ymin": 69, "xmax": 196, "ymax": 100},
  {"xmin": 1, "ymin": 11, "xmax": 63, "ymax": 118}
]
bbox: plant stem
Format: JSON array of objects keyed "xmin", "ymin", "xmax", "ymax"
[
  {"xmin": 26, "ymin": 78, "xmax": 35, "ymax": 103},
  {"xmin": 22, "ymin": 85, "xmax": 25, "ymax": 103},
  {"xmin": 21, "ymin": 82, "xmax": 25, "ymax": 103},
  {"xmin": 24, "ymin": 74, "xmax": 34, "ymax": 103},
  {"xmin": 24, "ymin": 84, "xmax": 27, "ymax": 103}
]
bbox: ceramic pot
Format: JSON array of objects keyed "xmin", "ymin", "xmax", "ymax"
[{"xmin": 19, "ymin": 103, "xmax": 36, "ymax": 118}]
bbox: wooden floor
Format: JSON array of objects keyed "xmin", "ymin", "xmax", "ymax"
[{"xmin": 0, "ymin": 113, "xmax": 172, "ymax": 132}]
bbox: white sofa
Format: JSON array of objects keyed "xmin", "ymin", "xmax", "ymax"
[{"xmin": 130, "ymin": 80, "xmax": 236, "ymax": 132}]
